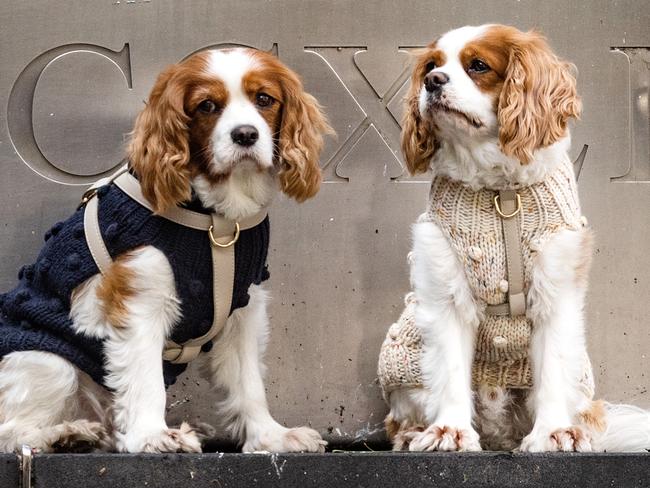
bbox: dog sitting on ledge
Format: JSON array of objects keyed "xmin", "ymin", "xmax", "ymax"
[
  {"xmin": 0, "ymin": 48, "xmax": 331, "ymax": 453},
  {"xmin": 378, "ymin": 24, "xmax": 650, "ymax": 452}
]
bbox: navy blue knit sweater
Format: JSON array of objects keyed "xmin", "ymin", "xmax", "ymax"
[{"xmin": 0, "ymin": 183, "xmax": 270, "ymax": 387}]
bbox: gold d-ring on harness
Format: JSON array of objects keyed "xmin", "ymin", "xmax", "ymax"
[
  {"xmin": 494, "ymin": 193, "xmax": 521, "ymax": 219},
  {"xmin": 208, "ymin": 222, "xmax": 240, "ymax": 248}
]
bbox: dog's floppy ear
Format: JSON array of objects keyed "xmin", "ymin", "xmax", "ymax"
[
  {"xmin": 498, "ymin": 30, "xmax": 581, "ymax": 164},
  {"xmin": 401, "ymin": 52, "xmax": 438, "ymax": 175},
  {"xmin": 128, "ymin": 64, "xmax": 192, "ymax": 213},
  {"xmin": 276, "ymin": 65, "xmax": 333, "ymax": 202}
]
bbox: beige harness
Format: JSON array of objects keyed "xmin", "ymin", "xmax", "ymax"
[
  {"xmin": 81, "ymin": 165, "xmax": 267, "ymax": 364},
  {"xmin": 486, "ymin": 145, "xmax": 587, "ymax": 319}
]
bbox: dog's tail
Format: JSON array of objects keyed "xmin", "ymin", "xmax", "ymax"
[{"xmin": 589, "ymin": 401, "xmax": 650, "ymax": 452}]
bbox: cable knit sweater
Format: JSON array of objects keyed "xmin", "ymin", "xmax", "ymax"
[
  {"xmin": 379, "ymin": 158, "xmax": 591, "ymax": 391},
  {"xmin": 0, "ymin": 183, "xmax": 270, "ymax": 387}
]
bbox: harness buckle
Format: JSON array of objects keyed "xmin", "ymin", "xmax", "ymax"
[
  {"xmin": 494, "ymin": 193, "xmax": 521, "ymax": 219},
  {"xmin": 77, "ymin": 188, "xmax": 98, "ymax": 209},
  {"xmin": 208, "ymin": 222, "xmax": 240, "ymax": 248}
]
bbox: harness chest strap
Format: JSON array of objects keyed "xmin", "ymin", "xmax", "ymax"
[
  {"xmin": 486, "ymin": 189, "xmax": 526, "ymax": 317},
  {"xmin": 82, "ymin": 167, "xmax": 268, "ymax": 364}
]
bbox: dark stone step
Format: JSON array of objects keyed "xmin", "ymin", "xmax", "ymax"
[{"xmin": 2, "ymin": 451, "xmax": 649, "ymax": 488}]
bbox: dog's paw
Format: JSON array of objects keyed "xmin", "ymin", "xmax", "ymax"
[
  {"xmin": 408, "ymin": 424, "xmax": 481, "ymax": 452},
  {"xmin": 52, "ymin": 420, "xmax": 108, "ymax": 452},
  {"xmin": 54, "ymin": 420, "xmax": 106, "ymax": 446},
  {"xmin": 26, "ymin": 420, "xmax": 109, "ymax": 453},
  {"xmin": 117, "ymin": 422, "xmax": 202, "ymax": 453},
  {"xmin": 243, "ymin": 425, "xmax": 327, "ymax": 453},
  {"xmin": 520, "ymin": 426, "xmax": 592, "ymax": 452},
  {"xmin": 392, "ymin": 425, "xmax": 425, "ymax": 451}
]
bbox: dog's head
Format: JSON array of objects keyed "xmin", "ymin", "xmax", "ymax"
[
  {"xmin": 402, "ymin": 24, "xmax": 581, "ymax": 174},
  {"xmin": 128, "ymin": 48, "xmax": 332, "ymax": 214}
]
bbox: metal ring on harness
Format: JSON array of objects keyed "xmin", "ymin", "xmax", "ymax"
[
  {"xmin": 494, "ymin": 193, "xmax": 521, "ymax": 219},
  {"xmin": 208, "ymin": 222, "xmax": 240, "ymax": 248}
]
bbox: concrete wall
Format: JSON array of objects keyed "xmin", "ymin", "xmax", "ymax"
[{"xmin": 0, "ymin": 0, "xmax": 648, "ymax": 443}]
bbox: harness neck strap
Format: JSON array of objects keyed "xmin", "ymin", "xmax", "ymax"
[{"xmin": 82, "ymin": 165, "xmax": 268, "ymax": 364}]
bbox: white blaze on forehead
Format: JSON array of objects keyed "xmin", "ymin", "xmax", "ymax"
[
  {"xmin": 205, "ymin": 48, "xmax": 260, "ymax": 96},
  {"xmin": 436, "ymin": 25, "xmax": 491, "ymax": 63},
  {"xmin": 202, "ymin": 48, "xmax": 275, "ymax": 175},
  {"xmin": 418, "ymin": 24, "xmax": 498, "ymax": 135}
]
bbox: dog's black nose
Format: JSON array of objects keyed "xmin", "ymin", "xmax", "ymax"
[
  {"xmin": 424, "ymin": 72, "xmax": 449, "ymax": 93},
  {"xmin": 231, "ymin": 125, "xmax": 259, "ymax": 147}
]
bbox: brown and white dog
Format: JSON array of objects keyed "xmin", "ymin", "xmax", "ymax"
[
  {"xmin": 0, "ymin": 48, "xmax": 331, "ymax": 453},
  {"xmin": 381, "ymin": 24, "xmax": 650, "ymax": 452}
]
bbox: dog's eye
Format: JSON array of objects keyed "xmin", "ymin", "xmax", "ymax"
[
  {"xmin": 198, "ymin": 100, "xmax": 219, "ymax": 114},
  {"xmin": 256, "ymin": 93, "xmax": 274, "ymax": 108},
  {"xmin": 425, "ymin": 61, "xmax": 437, "ymax": 73},
  {"xmin": 468, "ymin": 59, "xmax": 490, "ymax": 73}
]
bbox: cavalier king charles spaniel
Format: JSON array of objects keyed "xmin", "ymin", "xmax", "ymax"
[
  {"xmin": 0, "ymin": 48, "xmax": 331, "ymax": 453},
  {"xmin": 379, "ymin": 24, "xmax": 650, "ymax": 452}
]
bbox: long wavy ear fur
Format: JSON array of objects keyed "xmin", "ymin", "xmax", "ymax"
[
  {"xmin": 401, "ymin": 53, "xmax": 438, "ymax": 175},
  {"xmin": 128, "ymin": 64, "xmax": 192, "ymax": 213},
  {"xmin": 498, "ymin": 29, "xmax": 582, "ymax": 164},
  {"xmin": 277, "ymin": 67, "xmax": 333, "ymax": 202}
]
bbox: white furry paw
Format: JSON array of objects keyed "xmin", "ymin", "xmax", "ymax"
[
  {"xmin": 392, "ymin": 425, "xmax": 425, "ymax": 451},
  {"xmin": 28, "ymin": 420, "xmax": 108, "ymax": 453},
  {"xmin": 520, "ymin": 426, "xmax": 592, "ymax": 452},
  {"xmin": 243, "ymin": 426, "xmax": 327, "ymax": 453},
  {"xmin": 408, "ymin": 424, "xmax": 482, "ymax": 452},
  {"xmin": 117, "ymin": 422, "xmax": 202, "ymax": 453},
  {"xmin": 53, "ymin": 420, "xmax": 107, "ymax": 450}
]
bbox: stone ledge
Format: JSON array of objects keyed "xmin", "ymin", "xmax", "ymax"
[{"xmin": 2, "ymin": 451, "xmax": 649, "ymax": 488}]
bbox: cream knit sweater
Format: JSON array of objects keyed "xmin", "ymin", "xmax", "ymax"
[{"xmin": 379, "ymin": 158, "xmax": 594, "ymax": 393}]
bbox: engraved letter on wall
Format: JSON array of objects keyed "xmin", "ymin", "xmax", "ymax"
[
  {"xmin": 7, "ymin": 43, "xmax": 134, "ymax": 184},
  {"xmin": 610, "ymin": 47, "xmax": 650, "ymax": 183}
]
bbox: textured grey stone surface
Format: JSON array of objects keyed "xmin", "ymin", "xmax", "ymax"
[
  {"xmin": 0, "ymin": 454, "xmax": 18, "ymax": 487},
  {"xmin": 1, "ymin": 452, "xmax": 645, "ymax": 488}
]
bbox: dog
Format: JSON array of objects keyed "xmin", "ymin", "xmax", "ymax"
[
  {"xmin": 378, "ymin": 24, "xmax": 650, "ymax": 452},
  {"xmin": 0, "ymin": 47, "xmax": 332, "ymax": 453}
]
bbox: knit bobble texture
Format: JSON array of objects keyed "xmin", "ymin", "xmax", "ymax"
[
  {"xmin": 38, "ymin": 259, "xmax": 51, "ymax": 274},
  {"xmin": 261, "ymin": 266, "xmax": 270, "ymax": 282},
  {"xmin": 66, "ymin": 253, "xmax": 81, "ymax": 271},
  {"xmin": 23, "ymin": 265, "xmax": 35, "ymax": 282},
  {"xmin": 377, "ymin": 292, "xmax": 423, "ymax": 397},
  {"xmin": 73, "ymin": 223, "xmax": 85, "ymax": 239},
  {"xmin": 15, "ymin": 290, "xmax": 31, "ymax": 303},
  {"xmin": 104, "ymin": 223, "xmax": 120, "ymax": 242},
  {"xmin": 50, "ymin": 222, "xmax": 64, "ymax": 236},
  {"xmin": 189, "ymin": 280, "xmax": 204, "ymax": 297}
]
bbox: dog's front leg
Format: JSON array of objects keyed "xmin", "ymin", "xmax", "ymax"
[
  {"xmin": 95, "ymin": 247, "xmax": 201, "ymax": 453},
  {"xmin": 204, "ymin": 284, "xmax": 326, "ymax": 453},
  {"xmin": 520, "ymin": 228, "xmax": 593, "ymax": 452},
  {"xmin": 407, "ymin": 221, "xmax": 481, "ymax": 452}
]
